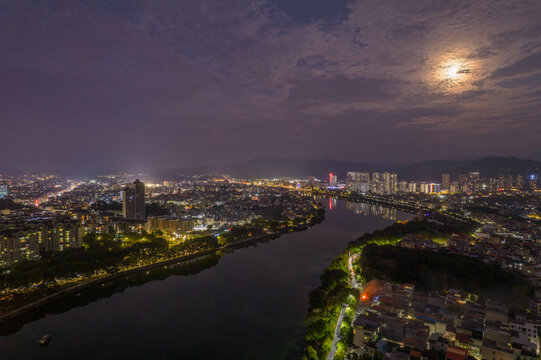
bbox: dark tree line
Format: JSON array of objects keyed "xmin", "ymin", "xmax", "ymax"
[{"xmin": 359, "ymin": 244, "xmax": 533, "ymax": 312}]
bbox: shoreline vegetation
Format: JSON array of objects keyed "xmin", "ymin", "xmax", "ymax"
[
  {"xmin": 302, "ymin": 194, "xmax": 491, "ymax": 360},
  {"xmin": 0, "ymin": 204, "xmax": 325, "ymax": 329}
]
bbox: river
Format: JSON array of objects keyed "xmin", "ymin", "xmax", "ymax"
[{"xmin": 0, "ymin": 198, "xmax": 413, "ymax": 359}]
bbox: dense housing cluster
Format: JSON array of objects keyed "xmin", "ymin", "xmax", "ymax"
[
  {"xmin": 352, "ymin": 282, "xmax": 538, "ymax": 360},
  {"xmin": 0, "ymin": 174, "xmax": 320, "ymax": 269}
]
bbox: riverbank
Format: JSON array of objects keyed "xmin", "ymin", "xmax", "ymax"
[
  {"xmin": 303, "ymin": 209, "xmax": 478, "ymax": 360},
  {"xmin": 0, "ymin": 202, "xmax": 325, "ymax": 325},
  {"xmin": 0, "ymin": 231, "xmax": 280, "ymax": 325},
  {"xmin": 0, "ymin": 206, "xmax": 326, "ymax": 326}
]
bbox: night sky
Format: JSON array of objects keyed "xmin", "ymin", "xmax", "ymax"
[{"xmin": 2, "ymin": 1, "xmax": 541, "ymax": 173}]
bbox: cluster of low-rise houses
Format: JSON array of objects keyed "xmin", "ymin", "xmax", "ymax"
[
  {"xmin": 353, "ymin": 282, "xmax": 539, "ymax": 360},
  {"xmin": 350, "ymin": 207, "xmax": 541, "ymax": 360}
]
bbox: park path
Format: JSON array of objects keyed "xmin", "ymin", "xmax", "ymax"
[
  {"xmin": 326, "ymin": 252, "xmax": 362, "ymax": 360},
  {"xmin": 326, "ymin": 305, "xmax": 346, "ymax": 360}
]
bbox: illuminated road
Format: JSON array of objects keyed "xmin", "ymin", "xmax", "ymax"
[{"xmin": 348, "ymin": 252, "xmax": 361, "ymax": 290}]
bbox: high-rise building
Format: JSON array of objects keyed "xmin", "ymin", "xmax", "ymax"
[
  {"xmin": 504, "ymin": 175, "xmax": 514, "ymax": 190},
  {"xmin": 529, "ymin": 175, "xmax": 538, "ymax": 191},
  {"xmin": 163, "ymin": 180, "xmax": 176, "ymax": 188},
  {"xmin": 146, "ymin": 216, "xmax": 195, "ymax": 234},
  {"xmin": 0, "ymin": 184, "xmax": 8, "ymax": 199},
  {"xmin": 346, "ymin": 172, "xmax": 357, "ymax": 190},
  {"xmin": 389, "ymin": 173, "xmax": 397, "ymax": 194},
  {"xmin": 0, "ymin": 218, "xmax": 82, "ymax": 267},
  {"xmin": 442, "ymin": 173, "xmax": 450, "ymax": 191},
  {"xmin": 122, "ymin": 179, "xmax": 146, "ymax": 220},
  {"xmin": 329, "ymin": 173, "xmax": 338, "ymax": 186},
  {"xmin": 459, "ymin": 171, "xmax": 481, "ymax": 193},
  {"xmin": 382, "ymin": 172, "xmax": 390, "ymax": 194},
  {"xmin": 381, "ymin": 172, "xmax": 397, "ymax": 194},
  {"xmin": 345, "ymin": 172, "xmax": 371, "ymax": 193},
  {"xmin": 371, "ymin": 173, "xmax": 381, "ymax": 194},
  {"xmin": 516, "ymin": 175, "xmax": 524, "ymax": 190},
  {"xmin": 419, "ymin": 183, "xmax": 440, "ymax": 194},
  {"xmin": 345, "ymin": 171, "xmax": 397, "ymax": 194}
]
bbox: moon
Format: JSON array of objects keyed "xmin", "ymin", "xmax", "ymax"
[
  {"xmin": 444, "ymin": 62, "xmax": 461, "ymax": 79},
  {"xmin": 441, "ymin": 59, "xmax": 468, "ymax": 81},
  {"xmin": 434, "ymin": 57, "xmax": 476, "ymax": 92}
]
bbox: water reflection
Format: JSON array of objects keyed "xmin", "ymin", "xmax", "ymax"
[
  {"xmin": 345, "ymin": 201, "xmax": 400, "ymax": 220},
  {"xmin": 326, "ymin": 196, "xmax": 402, "ymax": 220},
  {"xmin": 329, "ymin": 197, "xmax": 336, "ymax": 210}
]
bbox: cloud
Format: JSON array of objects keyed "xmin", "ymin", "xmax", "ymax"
[
  {"xmin": 286, "ymin": 75, "xmax": 398, "ymax": 105},
  {"xmin": 1, "ymin": 0, "xmax": 541, "ymax": 170},
  {"xmin": 496, "ymin": 72, "xmax": 541, "ymax": 89},
  {"xmin": 491, "ymin": 52, "xmax": 541, "ymax": 78}
]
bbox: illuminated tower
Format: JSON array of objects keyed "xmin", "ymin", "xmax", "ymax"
[
  {"xmin": 529, "ymin": 175, "xmax": 538, "ymax": 191},
  {"xmin": 371, "ymin": 173, "xmax": 382, "ymax": 194},
  {"xmin": 329, "ymin": 173, "xmax": 338, "ymax": 185},
  {"xmin": 0, "ymin": 184, "xmax": 8, "ymax": 199},
  {"xmin": 122, "ymin": 179, "xmax": 146, "ymax": 220},
  {"xmin": 442, "ymin": 173, "xmax": 450, "ymax": 191}
]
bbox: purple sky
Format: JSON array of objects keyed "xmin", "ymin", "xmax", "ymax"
[{"xmin": 1, "ymin": 0, "xmax": 541, "ymax": 173}]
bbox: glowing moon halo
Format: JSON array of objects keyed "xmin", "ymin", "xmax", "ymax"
[
  {"xmin": 433, "ymin": 57, "xmax": 476, "ymax": 92},
  {"xmin": 445, "ymin": 62, "xmax": 461, "ymax": 79},
  {"xmin": 441, "ymin": 59, "xmax": 466, "ymax": 81}
]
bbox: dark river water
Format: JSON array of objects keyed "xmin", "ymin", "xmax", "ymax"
[{"xmin": 0, "ymin": 198, "xmax": 413, "ymax": 360}]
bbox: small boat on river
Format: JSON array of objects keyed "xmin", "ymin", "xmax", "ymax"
[{"xmin": 38, "ymin": 334, "xmax": 51, "ymax": 346}]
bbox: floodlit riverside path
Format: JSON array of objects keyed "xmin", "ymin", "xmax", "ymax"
[
  {"xmin": 326, "ymin": 252, "xmax": 362, "ymax": 360},
  {"xmin": 348, "ymin": 252, "xmax": 361, "ymax": 291},
  {"xmin": 0, "ymin": 198, "xmax": 414, "ymax": 360},
  {"xmin": 327, "ymin": 305, "xmax": 346, "ymax": 360}
]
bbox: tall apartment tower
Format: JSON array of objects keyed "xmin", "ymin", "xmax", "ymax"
[
  {"xmin": 529, "ymin": 175, "xmax": 538, "ymax": 191},
  {"xmin": 0, "ymin": 184, "xmax": 9, "ymax": 199},
  {"xmin": 442, "ymin": 173, "xmax": 451, "ymax": 191},
  {"xmin": 381, "ymin": 172, "xmax": 397, "ymax": 194},
  {"xmin": 371, "ymin": 173, "xmax": 381, "ymax": 194},
  {"xmin": 329, "ymin": 173, "xmax": 338, "ymax": 185},
  {"xmin": 122, "ymin": 179, "xmax": 146, "ymax": 220}
]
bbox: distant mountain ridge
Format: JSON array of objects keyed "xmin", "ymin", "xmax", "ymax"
[
  {"xmin": 525, "ymin": 151, "xmax": 541, "ymax": 162},
  {"xmin": 157, "ymin": 156, "xmax": 541, "ymax": 182}
]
